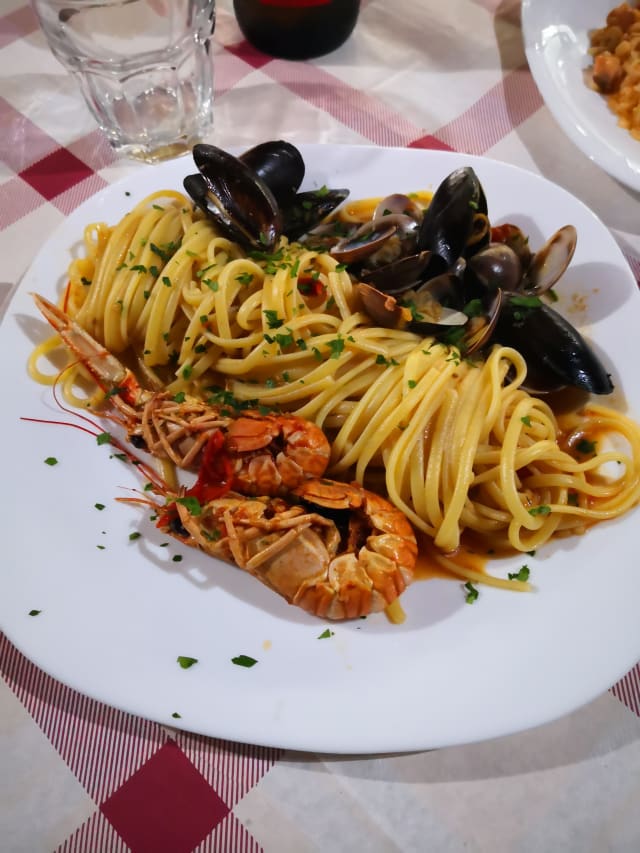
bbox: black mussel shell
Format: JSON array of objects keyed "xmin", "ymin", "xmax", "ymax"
[
  {"xmin": 494, "ymin": 299, "xmax": 613, "ymax": 394},
  {"xmin": 239, "ymin": 140, "xmax": 305, "ymax": 205},
  {"xmin": 283, "ymin": 188, "xmax": 349, "ymax": 241},
  {"xmin": 417, "ymin": 167, "xmax": 487, "ymax": 269},
  {"xmin": 188, "ymin": 144, "xmax": 282, "ymax": 250}
]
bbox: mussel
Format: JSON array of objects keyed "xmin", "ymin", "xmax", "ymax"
[
  {"xmin": 186, "ymin": 144, "xmax": 282, "ymax": 251},
  {"xmin": 494, "ymin": 298, "xmax": 613, "ymax": 395},
  {"xmin": 184, "ymin": 141, "xmax": 349, "ymax": 250}
]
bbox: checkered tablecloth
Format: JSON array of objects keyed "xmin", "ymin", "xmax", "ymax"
[{"xmin": 2, "ymin": 1, "xmax": 640, "ymax": 851}]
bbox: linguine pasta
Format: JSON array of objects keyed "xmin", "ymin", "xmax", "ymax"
[{"xmin": 29, "ymin": 190, "xmax": 640, "ymax": 587}]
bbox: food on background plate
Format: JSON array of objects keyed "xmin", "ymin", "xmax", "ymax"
[
  {"xmin": 29, "ymin": 141, "xmax": 640, "ymax": 619},
  {"xmin": 588, "ymin": 2, "xmax": 640, "ymax": 140}
]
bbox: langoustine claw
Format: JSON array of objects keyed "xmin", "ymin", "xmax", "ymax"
[
  {"xmin": 158, "ymin": 478, "xmax": 418, "ymax": 620},
  {"xmin": 32, "ymin": 293, "xmax": 331, "ymax": 494}
]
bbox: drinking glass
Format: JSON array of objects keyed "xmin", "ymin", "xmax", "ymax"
[{"xmin": 33, "ymin": 0, "xmax": 216, "ymax": 162}]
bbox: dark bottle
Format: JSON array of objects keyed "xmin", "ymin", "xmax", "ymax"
[{"xmin": 233, "ymin": 0, "xmax": 360, "ymax": 60}]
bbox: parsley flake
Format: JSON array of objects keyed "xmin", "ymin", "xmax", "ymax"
[
  {"xmin": 232, "ymin": 655, "xmax": 258, "ymax": 668},
  {"xmin": 28, "ymin": 609, "xmax": 42, "ymax": 616},
  {"xmin": 44, "ymin": 456, "xmax": 58, "ymax": 466},
  {"xmin": 508, "ymin": 565, "xmax": 530, "ymax": 582},
  {"xmin": 464, "ymin": 582, "xmax": 479, "ymax": 604},
  {"xmin": 175, "ymin": 496, "xmax": 203, "ymax": 516},
  {"xmin": 318, "ymin": 628, "xmax": 334, "ymax": 639},
  {"xmin": 529, "ymin": 505, "xmax": 551, "ymax": 516},
  {"xmin": 177, "ymin": 656, "xmax": 198, "ymax": 669}
]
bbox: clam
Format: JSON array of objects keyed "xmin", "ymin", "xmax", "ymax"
[{"xmin": 523, "ymin": 225, "xmax": 577, "ymax": 294}]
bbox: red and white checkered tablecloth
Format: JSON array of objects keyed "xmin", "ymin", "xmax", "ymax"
[{"xmin": 2, "ymin": 1, "xmax": 640, "ymax": 851}]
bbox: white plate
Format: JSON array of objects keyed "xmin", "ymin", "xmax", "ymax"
[
  {"xmin": 522, "ymin": 0, "xmax": 640, "ymax": 192},
  {"xmin": 1, "ymin": 145, "xmax": 639, "ymax": 754}
]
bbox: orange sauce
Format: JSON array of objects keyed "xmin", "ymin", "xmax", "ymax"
[
  {"xmin": 414, "ymin": 533, "xmax": 491, "ymax": 582},
  {"xmin": 336, "ymin": 190, "xmax": 434, "ymax": 224}
]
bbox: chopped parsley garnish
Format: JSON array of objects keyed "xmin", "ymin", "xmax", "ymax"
[
  {"xmin": 232, "ymin": 654, "xmax": 258, "ymax": 668},
  {"xmin": 96, "ymin": 433, "xmax": 112, "ymax": 446},
  {"xmin": 182, "ymin": 364, "xmax": 193, "ymax": 380},
  {"xmin": 463, "ymin": 298, "xmax": 483, "ymax": 317},
  {"xmin": 408, "ymin": 379, "xmax": 417, "ymax": 389},
  {"xmin": 177, "ymin": 656, "xmax": 198, "ymax": 669},
  {"xmin": 171, "ymin": 712, "xmax": 181, "ymax": 719},
  {"xmin": 263, "ymin": 309, "xmax": 283, "ymax": 329},
  {"xmin": 175, "ymin": 496, "xmax": 202, "ymax": 516},
  {"xmin": 95, "ymin": 503, "xmax": 105, "ymax": 510},
  {"xmin": 576, "ymin": 438, "xmax": 597, "ymax": 455},
  {"xmin": 162, "ymin": 276, "xmax": 172, "ymax": 287},
  {"xmin": 508, "ymin": 565, "xmax": 530, "ymax": 582},
  {"xmin": 130, "ymin": 264, "xmax": 147, "ymax": 273},
  {"xmin": 521, "ymin": 415, "xmax": 532, "ymax": 427},
  {"xmin": 173, "ymin": 391, "xmax": 186, "ymax": 403},
  {"xmin": 172, "ymin": 555, "xmax": 183, "ymax": 562},
  {"xmin": 28, "ymin": 609, "xmax": 42, "ymax": 616},
  {"xmin": 510, "ymin": 294, "xmax": 542, "ymax": 308},
  {"xmin": 150, "ymin": 240, "xmax": 181, "ymax": 263},
  {"xmin": 464, "ymin": 581, "xmax": 479, "ymax": 604},
  {"xmin": 129, "ymin": 532, "xmax": 141, "ymax": 541},
  {"xmin": 236, "ymin": 272, "xmax": 254, "ymax": 285},
  {"xmin": 528, "ymin": 505, "xmax": 551, "ymax": 516},
  {"xmin": 327, "ymin": 337, "xmax": 346, "ymax": 359},
  {"xmin": 317, "ymin": 628, "xmax": 334, "ymax": 639},
  {"xmin": 44, "ymin": 456, "xmax": 58, "ymax": 466}
]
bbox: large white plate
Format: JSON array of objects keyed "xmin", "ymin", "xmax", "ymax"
[
  {"xmin": 1, "ymin": 145, "xmax": 639, "ymax": 754},
  {"xmin": 522, "ymin": 0, "xmax": 640, "ymax": 192}
]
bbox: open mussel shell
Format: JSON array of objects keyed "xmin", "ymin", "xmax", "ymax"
[
  {"xmin": 285, "ymin": 188, "xmax": 350, "ymax": 241},
  {"xmin": 524, "ymin": 225, "xmax": 578, "ymax": 295},
  {"xmin": 495, "ymin": 298, "xmax": 614, "ymax": 394},
  {"xmin": 238, "ymin": 140, "xmax": 305, "ymax": 204},
  {"xmin": 417, "ymin": 166, "xmax": 487, "ymax": 269},
  {"xmin": 187, "ymin": 144, "xmax": 282, "ymax": 251}
]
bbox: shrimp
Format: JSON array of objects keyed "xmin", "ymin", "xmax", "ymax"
[
  {"xmin": 156, "ymin": 478, "xmax": 417, "ymax": 620},
  {"xmin": 32, "ymin": 293, "xmax": 330, "ymax": 494}
]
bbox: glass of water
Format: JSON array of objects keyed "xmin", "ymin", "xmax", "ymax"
[{"xmin": 33, "ymin": 0, "xmax": 216, "ymax": 162}]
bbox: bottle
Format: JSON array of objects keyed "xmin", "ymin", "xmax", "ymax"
[{"xmin": 233, "ymin": 0, "xmax": 360, "ymax": 60}]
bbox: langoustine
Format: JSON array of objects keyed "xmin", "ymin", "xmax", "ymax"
[
  {"xmin": 32, "ymin": 293, "xmax": 331, "ymax": 495},
  {"xmin": 154, "ymin": 478, "xmax": 417, "ymax": 620}
]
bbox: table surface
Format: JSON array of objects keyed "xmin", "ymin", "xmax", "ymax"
[{"xmin": 2, "ymin": 1, "xmax": 640, "ymax": 851}]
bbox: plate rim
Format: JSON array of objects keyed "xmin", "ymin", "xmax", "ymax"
[{"xmin": 1, "ymin": 143, "xmax": 639, "ymax": 754}]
